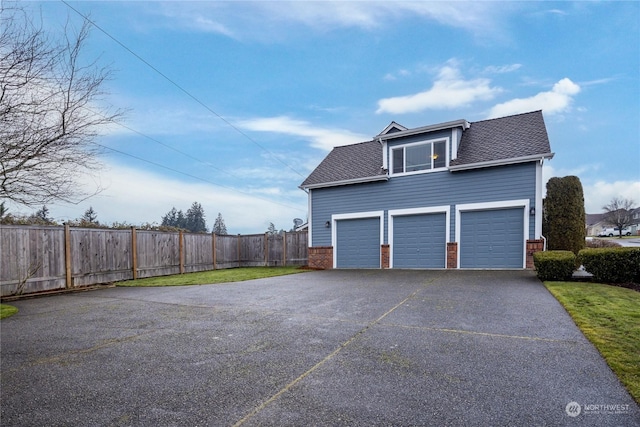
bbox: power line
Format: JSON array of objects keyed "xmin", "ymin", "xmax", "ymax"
[
  {"xmin": 60, "ymin": 0, "xmax": 306, "ymax": 179},
  {"xmin": 81, "ymin": 104, "xmax": 305, "ymax": 208},
  {"xmin": 92, "ymin": 141, "xmax": 306, "ymax": 212}
]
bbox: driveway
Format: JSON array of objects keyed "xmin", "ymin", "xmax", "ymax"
[{"xmin": 1, "ymin": 270, "xmax": 638, "ymax": 426}]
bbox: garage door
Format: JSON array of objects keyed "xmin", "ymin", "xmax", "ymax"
[
  {"xmin": 393, "ymin": 213, "xmax": 446, "ymax": 268},
  {"xmin": 460, "ymin": 208, "xmax": 524, "ymax": 268},
  {"xmin": 336, "ymin": 217, "xmax": 380, "ymax": 268}
]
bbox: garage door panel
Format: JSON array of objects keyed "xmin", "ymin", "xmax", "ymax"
[
  {"xmin": 393, "ymin": 213, "xmax": 446, "ymax": 268},
  {"xmin": 336, "ymin": 217, "xmax": 380, "ymax": 268},
  {"xmin": 460, "ymin": 208, "xmax": 524, "ymax": 268}
]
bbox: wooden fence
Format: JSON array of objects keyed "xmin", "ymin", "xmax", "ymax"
[{"xmin": 0, "ymin": 225, "xmax": 308, "ymax": 297}]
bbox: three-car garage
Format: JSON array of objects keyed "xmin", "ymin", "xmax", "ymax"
[{"xmin": 332, "ymin": 201, "xmax": 529, "ymax": 269}]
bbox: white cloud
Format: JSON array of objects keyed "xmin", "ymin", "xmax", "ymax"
[
  {"xmin": 152, "ymin": 2, "xmax": 509, "ymax": 39},
  {"xmin": 376, "ymin": 63, "xmax": 502, "ymax": 114},
  {"xmin": 487, "ymin": 78, "xmax": 581, "ymax": 118},
  {"xmin": 239, "ymin": 116, "xmax": 369, "ymax": 151},
  {"xmin": 542, "ymin": 164, "xmax": 639, "ymax": 213},
  {"xmin": 29, "ymin": 163, "xmax": 307, "ymax": 234},
  {"xmin": 582, "ymin": 180, "xmax": 640, "ymax": 213},
  {"xmin": 484, "ymin": 64, "xmax": 522, "ymax": 74}
]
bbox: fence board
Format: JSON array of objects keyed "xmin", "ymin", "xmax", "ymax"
[
  {"xmin": 136, "ymin": 231, "xmax": 180, "ymax": 278},
  {"xmin": 1, "ymin": 225, "xmax": 308, "ymax": 297},
  {"xmin": 286, "ymin": 231, "xmax": 309, "ymax": 266},
  {"xmin": 0, "ymin": 225, "xmax": 66, "ymax": 296},
  {"xmin": 184, "ymin": 233, "xmax": 214, "ymax": 273}
]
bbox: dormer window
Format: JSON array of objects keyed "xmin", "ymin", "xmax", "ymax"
[{"xmin": 391, "ymin": 139, "xmax": 448, "ymax": 175}]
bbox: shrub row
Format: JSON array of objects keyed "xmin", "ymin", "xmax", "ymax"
[
  {"xmin": 578, "ymin": 247, "xmax": 640, "ymax": 284},
  {"xmin": 534, "ymin": 247, "xmax": 640, "ymax": 283},
  {"xmin": 533, "ymin": 251, "xmax": 576, "ymax": 281}
]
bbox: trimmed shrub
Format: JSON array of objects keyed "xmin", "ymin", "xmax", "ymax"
[
  {"xmin": 578, "ymin": 247, "xmax": 640, "ymax": 284},
  {"xmin": 586, "ymin": 239, "xmax": 621, "ymax": 249},
  {"xmin": 533, "ymin": 250, "xmax": 576, "ymax": 281}
]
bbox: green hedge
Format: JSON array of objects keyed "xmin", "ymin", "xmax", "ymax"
[
  {"xmin": 533, "ymin": 250, "xmax": 576, "ymax": 281},
  {"xmin": 578, "ymin": 247, "xmax": 640, "ymax": 284}
]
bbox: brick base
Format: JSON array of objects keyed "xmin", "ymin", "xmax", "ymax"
[
  {"xmin": 308, "ymin": 246, "xmax": 333, "ymax": 270},
  {"xmin": 526, "ymin": 239, "xmax": 544, "ymax": 269},
  {"xmin": 381, "ymin": 244, "xmax": 390, "ymax": 269},
  {"xmin": 447, "ymin": 242, "xmax": 458, "ymax": 269}
]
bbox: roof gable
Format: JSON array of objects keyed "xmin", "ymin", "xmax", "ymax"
[
  {"xmin": 378, "ymin": 121, "xmax": 408, "ymax": 135},
  {"xmin": 301, "ymin": 111, "xmax": 553, "ymax": 189}
]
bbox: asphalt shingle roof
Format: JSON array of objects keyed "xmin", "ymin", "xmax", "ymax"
[
  {"xmin": 450, "ymin": 111, "xmax": 551, "ymax": 166},
  {"xmin": 300, "ymin": 140, "xmax": 385, "ymax": 188},
  {"xmin": 301, "ymin": 110, "xmax": 552, "ymax": 188}
]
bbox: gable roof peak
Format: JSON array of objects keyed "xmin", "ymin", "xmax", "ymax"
[{"xmin": 378, "ymin": 121, "xmax": 408, "ymax": 136}]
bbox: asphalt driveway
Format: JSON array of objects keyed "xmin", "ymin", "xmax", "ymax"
[{"xmin": 1, "ymin": 270, "xmax": 638, "ymax": 426}]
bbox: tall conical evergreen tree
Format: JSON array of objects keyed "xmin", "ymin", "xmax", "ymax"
[{"xmin": 543, "ymin": 176, "xmax": 586, "ymax": 255}]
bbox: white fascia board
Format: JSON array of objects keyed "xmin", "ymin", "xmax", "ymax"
[
  {"xmin": 307, "ymin": 189, "xmax": 312, "ymax": 247},
  {"xmin": 451, "ymin": 128, "xmax": 460, "ymax": 160},
  {"xmin": 448, "ymin": 153, "xmax": 555, "ymax": 172},
  {"xmin": 388, "ymin": 206, "xmax": 451, "ymax": 268},
  {"xmin": 300, "ymin": 175, "xmax": 388, "ymax": 190},
  {"xmin": 455, "ymin": 199, "xmax": 530, "ymax": 269},
  {"xmin": 535, "ymin": 161, "xmax": 543, "ymax": 238},
  {"xmin": 379, "ymin": 119, "xmax": 469, "ymax": 141}
]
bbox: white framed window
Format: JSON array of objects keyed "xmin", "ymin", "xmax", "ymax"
[{"xmin": 390, "ymin": 138, "xmax": 448, "ymax": 175}]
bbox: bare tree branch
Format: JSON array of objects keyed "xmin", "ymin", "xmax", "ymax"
[
  {"xmin": 0, "ymin": 4, "xmax": 123, "ymax": 206},
  {"xmin": 602, "ymin": 197, "xmax": 636, "ymax": 238}
]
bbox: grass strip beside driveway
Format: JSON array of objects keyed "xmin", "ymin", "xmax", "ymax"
[
  {"xmin": 0, "ymin": 304, "xmax": 18, "ymax": 319},
  {"xmin": 116, "ymin": 266, "xmax": 307, "ymax": 287},
  {"xmin": 545, "ymin": 281, "xmax": 640, "ymax": 404}
]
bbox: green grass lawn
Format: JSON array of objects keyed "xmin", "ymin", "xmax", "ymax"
[
  {"xmin": 117, "ymin": 266, "xmax": 307, "ymax": 287},
  {"xmin": 0, "ymin": 304, "xmax": 18, "ymax": 319},
  {"xmin": 545, "ymin": 281, "xmax": 640, "ymax": 404}
]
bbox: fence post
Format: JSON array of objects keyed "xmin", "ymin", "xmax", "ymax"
[
  {"xmin": 283, "ymin": 231, "xmax": 287, "ymax": 266},
  {"xmin": 212, "ymin": 232, "xmax": 216, "ymax": 270},
  {"xmin": 64, "ymin": 223, "xmax": 72, "ymax": 289},
  {"xmin": 131, "ymin": 227, "xmax": 138, "ymax": 280},
  {"xmin": 237, "ymin": 234, "xmax": 241, "ymax": 268},
  {"xmin": 265, "ymin": 232, "xmax": 269, "ymax": 266},
  {"xmin": 179, "ymin": 231, "xmax": 185, "ymax": 274}
]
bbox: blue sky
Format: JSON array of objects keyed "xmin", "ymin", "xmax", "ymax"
[{"xmin": 14, "ymin": 1, "xmax": 640, "ymax": 233}]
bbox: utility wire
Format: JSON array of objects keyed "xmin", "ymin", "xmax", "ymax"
[
  {"xmin": 92, "ymin": 141, "xmax": 306, "ymax": 212},
  {"xmin": 61, "ymin": 0, "xmax": 306, "ymax": 178},
  {"xmin": 83, "ymin": 103, "xmax": 305, "ymax": 207}
]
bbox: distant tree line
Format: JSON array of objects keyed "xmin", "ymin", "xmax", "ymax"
[
  {"xmin": 0, "ymin": 200, "xmax": 229, "ymax": 234},
  {"xmin": 160, "ymin": 202, "xmax": 227, "ymax": 234}
]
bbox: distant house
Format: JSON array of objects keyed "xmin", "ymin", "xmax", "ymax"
[
  {"xmin": 300, "ymin": 111, "xmax": 554, "ymax": 269},
  {"xmin": 586, "ymin": 213, "xmax": 608, "ymax": 236},
  {"xmin": 588, "ymin": 208, "xmax": 640, "ymax": 236}
]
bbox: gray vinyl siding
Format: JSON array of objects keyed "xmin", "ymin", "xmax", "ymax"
[{"xmin": 311, "ymin": 162, "xmax": 536, "ymax": 246}]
